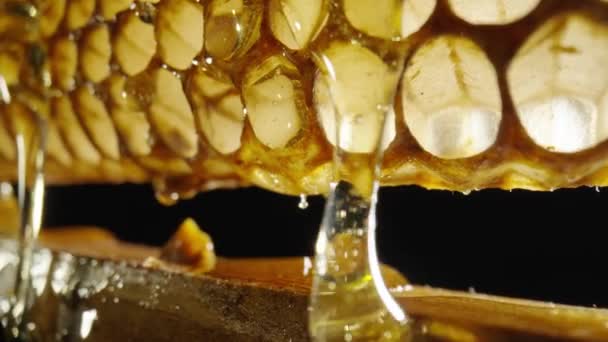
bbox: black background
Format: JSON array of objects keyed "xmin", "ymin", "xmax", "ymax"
[{"xmin": 44, "ymin": 184, "xmax": 608, "ymax": 308}]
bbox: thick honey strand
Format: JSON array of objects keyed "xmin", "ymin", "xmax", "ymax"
[
  {"xmin": 1, "ymin": 1, "xmax": 608, "ymax": 195},
  {"xmin": 0, "ymin": 1, "xmax": 50, "ymax": 340},
  {"xmin": 5, "ymin": 118, "xmax": 47, "ymax": 341},
  {"xmin": 308, "ymin": 3, "xmax": 411, "ymax": 340}
]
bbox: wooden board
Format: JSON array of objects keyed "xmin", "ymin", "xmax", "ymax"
[{"xmin": 7, "ymin": 228, "xmax": 603, "ymax": 341}]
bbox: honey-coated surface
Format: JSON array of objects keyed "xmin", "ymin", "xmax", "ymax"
[
  {"xmin": 10, "ymin": 228, "xmax": 608, "ymax": 341},
  {"xmin": 1, "ymin": 0, "xmax": 608, "ymax": 196}
]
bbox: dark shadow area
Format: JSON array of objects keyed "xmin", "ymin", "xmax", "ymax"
[{"xmin": 44, "ymin": 184, "xmax": 608, "ymax": 307}]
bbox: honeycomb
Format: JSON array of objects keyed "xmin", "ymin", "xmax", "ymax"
[{"xmin": 1, "ymin": 0, "xmax": 608, "ymax": 197}]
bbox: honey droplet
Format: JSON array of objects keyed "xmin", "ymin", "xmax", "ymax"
[{"xmin": 298, "ymin": 193, "xmax": 309, "ymax": 210}]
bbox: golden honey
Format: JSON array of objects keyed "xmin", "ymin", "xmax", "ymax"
[
  {"xmin": 2, "ymin": 1, "xmax": 608, "ymax": 341},
  {"xmin": 0, "ymin": 1, "xmax": 607, "ymax": 195}
]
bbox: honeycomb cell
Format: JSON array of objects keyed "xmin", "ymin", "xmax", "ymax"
[
  {"xmin": 448, "ymin": 0, "xmax": 541, "ymax": 25},
  {"xmin": 64, "ymin": 0, "xmax": 96, "ymax": 31},
  {"xmin": 401, "ymin": 0, "xmax": 436, "ymax": 38},
  {"xmin": 156, "ymin": 0, "xmax": 204, "ymax": 70},
  {"xmin": 80, "ymin": 25, "xmax": 112, "ymax": 83},
  {"xmin": 344, "ymin": 0, "xmax": 401, "ymax": 39},
  {"xmin": 114, "ymin": 12, "xmax": 157, "ymax": 76},
  {"xmin": 46, "ymin": 120, "xmax": 73, "ymax": 166},
  {"xmin": 50, "ymin": 37, "xmax": 78, "ymax": 91},
  {"xmin": 74, "ymin": 86, "xmax": 120, "ymax": 160},
  {"xmin": 205, "ymin": 0, "xmax": 263, "ymax": 60},
  {"xmin": 268, "ymin": 0, "xmax": 328, "ymax": 50},
  {"xmin": 107, "ymin": 74, "xmax": 152, "ymax": 156},
  {"xmin": 344, "ymin": 0, "xmax": 436, "ymax": 40},
  {"xmin": 39, "ymin": 0, "xmax": 66, "ymax": 37},
  {"xmin": 402, "ymin": 35, "xmax": 502, "ymax": 159},
  {"xmin": 189, "ymin": 68, "xmax": 245, "ymax": 154},
  {"xmin": 508, "ymin": 13, "xmax": 608, "ymax": 153},
  {"xmin": 111, "ymin": 107, "xmax": 152, "ymax": 156},
  {"xmin": 149, "ymin": 68, "xmax": 198, "ymax": 158},
  {"xmin": 243, "ymin": 55, "xmax": 303, "ymax": 149},
  {"xmin": 52, "ymin": 96, "xmax": 102, "ymax": 165}
]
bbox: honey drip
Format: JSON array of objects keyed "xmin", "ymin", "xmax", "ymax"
[
  {"xmin": 2, "ymin": 117, "xmax": 47, "ymax": 341},
  {"xmin": 309, "ymin": 41, "xmax": 409, "ymax": 340},
  {"xmin": 0, "ymin": 2, "xmax": 49, "ymax": 339}
]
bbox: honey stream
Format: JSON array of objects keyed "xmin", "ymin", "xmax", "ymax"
[
  {"xmin": 2, "ymin": 117, "xmax": 47, "ymax": 341},
  {"xmin": 308, "ymin": 41, "xmax": 410, "ymax": 340},
  {"xmin": 0, "ymin": 1, "xmax": 48, "ymax": 339}
]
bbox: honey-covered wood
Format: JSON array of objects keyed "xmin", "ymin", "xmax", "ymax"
[{"xmin": 1, "ymin": 228, "xmax": 600, "ymax": 342}]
